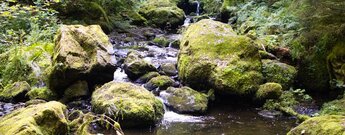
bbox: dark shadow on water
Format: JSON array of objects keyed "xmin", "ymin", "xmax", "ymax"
[{"xmin": 123, "ymin": 101, "xmax": 297, "ymax": 135}]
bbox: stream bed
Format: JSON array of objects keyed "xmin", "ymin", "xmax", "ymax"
[
  {"xmin": 124, "ymin": 104, "xmax": 296, "ymax": 135},
  {"xmin": 108, "ymin": 27, "xmax": 298, "ymax": 134}
]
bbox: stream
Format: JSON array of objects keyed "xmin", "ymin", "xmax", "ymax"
[
  {"xmin": 109, "ymin": 29, "xmax": 297, "ymax": 135},
  {"xmin": 0, "ymin": 2, "xmax": 304, "ymax": 135}
]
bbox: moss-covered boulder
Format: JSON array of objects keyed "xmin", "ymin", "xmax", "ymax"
[
  {"xmin": 255, "ymin": 82, "xmax": 283, "ymax": 100},
  {"xmin": 160, "ymin": 63, "xmax": 178, "ymax": 76},
  {"xmin": 161, "ymin": 87, "xmax": 208, "ymax": 114},
  {"xmin": 49, "ymin": 25, "xmax": 117, "ymax": 95},
  {"xmin": 144, "ymin": 76, "xmax": 176, "ymax": 91},
  {"xmin": 27, "ymin": 87, "xmax": 58, "ymax": 101},
  {"xmin": 91, "ymin": 82, "xmax": 164, "ymax": 127},
  {"xmin": 139, "ymin": 0, "xmax": 185, "ymax": 29},
  {"xmin": 61, "ymin": 81, "xmax": 89, "ymax": 103},
  {"xmin": 0, "ymin": 81, "xmax": 30, "ymax": 102},
  {"xmin": 178, "ymin": 19, "xmax": 263, "ymax": 95},
  {"xmin": 135, "ymin": 72, "xmax": 160, "ymax": 83},
  {"xmin": 262, "ymin": 59, "xmax": 297, "ymax": 89},
  {"xmin": 153, "ymin": 37, "xmax": 170, "ymax": 47},
  {"xmin": 124, "ymin": 51, "xmax": 157, "ymax": 80},
  {"xmin": 287, "ymin": 115, "xmax": 345, "ymax": 135},
  {"xmin": 0, "ymin": 101, "xmax": 68, "ymax": 135}
]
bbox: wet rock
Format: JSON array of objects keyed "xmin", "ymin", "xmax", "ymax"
[
  {"xmin": 61, "ymin": 81, "xmax": 89, "ymax": 103},
  {"xmin": 153, "ymin": 36, "xmax": 170, "ymax": 47},
  {"xmin": 160, "ymin": 63, "xmax": 178, "ymax": 76},
  {"xmin": 258, "ymin": 110, "xmax": 282, "ymax": 119},
  {"xmin": 0, "ymin": 81, "xmax": 30, "ymax": 102},
  {"xmin": 288, "ymin": 115, "xmax": 345, "ymax": 135},
  {"xmin": 27, "ymin": 87, "xmax": 58, "ymax": 101},
  {"xmin": 144, "ymin": 76, "xmax": 176, "ymax": 91},
  {"xmin": 255, "ymin": 83, "xmax": 283, "ymax": 100},
  {"xmin": 124, "ymin": 51, "xmax": 157, "ymax": 80},
  {"xmin": 91, "ymin": 82, "xmax": 164, "ymax": 127},
  {"xmin": 49, "ymin": 25, "xmax": 117, "ymax": 95},
  {"xmin": 161, "ymin": 87, "xmax": 208, "ymax": 114},
  {"xmin": 0, "ymin": 101, "xmax": 68, "ymax": 135},
  {"xmin": 262, "ymin": 59, "xmax": 297, "ymax": 90},
  {"xmin": 67, "ymin": 99, "xmax": 92, "ymax": 113},
  {"xmin": 25, "ymin": 99, "xmax": 47, "ymax": 106},
  {"xmin": 178, "ymin": 19, "xmax": 263, "ymax": 95},
  {"xmin": 139, "ymin": 0, "xmax": 185, "ymax": 29},
  {"xmin": 135, "ymin": 72, "xmax": 160, "ymax": 83}
]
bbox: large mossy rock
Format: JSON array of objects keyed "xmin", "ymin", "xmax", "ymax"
[
  {"xmin": 91, "ymin": 82, "xmax": 164, "ymax": 127},
  {"xmin": 178, "ymin": 19, "xmax": 263, "ymax": 95},
  {"xmin": 124, "ymin": 51, "xmax": 157, "ymax": 80},
  {"xmin": 161, "ymin": 87, "xmax": 208, "ymax": 114},
  {"xmin": 0, "ymin": 101, "xmax": 68, "ymax": 135},
  {"xmin": 262, "ymin": 59, "xmax": 297, "ymax": 89},
  {"xmin": 0, "ymin": 81, "xmax": 30, "ymax": 102},
  {"xmin": 287, "ymin": 115, "xmax": 345, "ymax": 135},
  {"xmin": 49, "ymin": 25, "xmax": 116, "ymax": 95},
  {"xmin": 139, "ymin": 0, "xmax": 185, "ymax": 29},
  {"xmin": 255, "ymin": 82, "xmax": 283, "ymax": 100}
]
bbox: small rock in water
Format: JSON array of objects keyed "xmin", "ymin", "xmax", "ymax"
[
  {"xmin": 3, "ymin": 103, "xmax": 13, "ymax": 110},
  {"xmin": 258, "ymin": 110, "xmax": 282, "ymax": 119},
  {"xmin": 160, "ymin": 63, "xmax": 178, "ymax": 76}
]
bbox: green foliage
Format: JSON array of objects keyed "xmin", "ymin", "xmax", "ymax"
[
  {"xmin": 230, "ymin": 0, "xmax": 301, "ymax": 52},
  {"xmin": 0, "ymin": 1, "xmax": 59, "ymax": 51},
  {"xmin": 263, "ymin": 88, "xmax": 312, "ymax": 110},
  {"xmin": 54, "ymin": 0, "xmax": 139, "ymax": 31},
  {"xmin": 292, "ymin": 0, "xmax": 345, "ymax": 92}
]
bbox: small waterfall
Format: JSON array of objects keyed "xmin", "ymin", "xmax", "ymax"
[
  {"xmin": 183, "ymin": 17, "xmax": 192, "ymax": 27},
  {"xmin": 196, "ymin": 1, "xmax": 200, "ymax": 16},
  {"xmin": 113, "ymin": 68, "xmax": 128, "ymax": 82},
  {"xmin": 157, "ymin": 91, "xmax": 206, "ymax": 124}
]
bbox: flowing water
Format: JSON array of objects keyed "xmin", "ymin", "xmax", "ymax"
[
  {"xmin": 109, "ymin": 31, "xmax": 297, "ymax": 135},
  {"xmin": 0, "ymin": 5, "xmax": 302, "ymax": 135},
  {"xmin": 123, "ymin": 104, "xmax": 296, "ymax": 135}
]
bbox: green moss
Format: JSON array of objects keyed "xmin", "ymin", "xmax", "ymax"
[
  {"xmin": 320, "ymin": 98, "xmax": 345, "ymax": 116},
  {"xmin": 255, "ymin": 82, "xmax": 283, "ymax": 100},
  {"xmin": 124, "ymin": 51, "xmax": 157, "ymax": 80},
  {"xmin": 139, "ymin": 0, "xmax": 185, "ymax": 28},
  {"xmin": 146, "ymin": 76, "xmax": 175, "ymax": 90},
  {"xmin": 262, "ymin": 59, "xmax": 297, "ymax": 90},
  {"xmin": 162, "ymin": 87, "xmax": 208, "ymax": 114},
  {"xmin": 91, "ymin": 82, "xmax": 164, "ymax": 127},
  {"xmin": 136, "ymin": 72, "xmax": 160, "ymax": 83},
  {"xmin": 178, "ymin": 19, "xmax": 263, "ymax": 95},
  {"xmin": 0, "ymin": 101, "xmax": 68, "ymax": 135},
  {"xmin": 153, "ymin": 37, "xmax": 170, "ymax": 47},
  {"xmin": 263, "ymin": 89, "xmax": 312, "ymax": 121},
  {"xmin": 287, "ymin": 115, "xmax": 345, "ymax": 135},
  {"xmin": 50, "ymin": 25, "xmax": 116, "ymax": 94},
  {"xmin": 0, "ymin": 81, "xmax": 30, "ymax": 101},
  {"xmin": 27, "ymin": 87, "xmax": 58, "ymax": 101}
]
